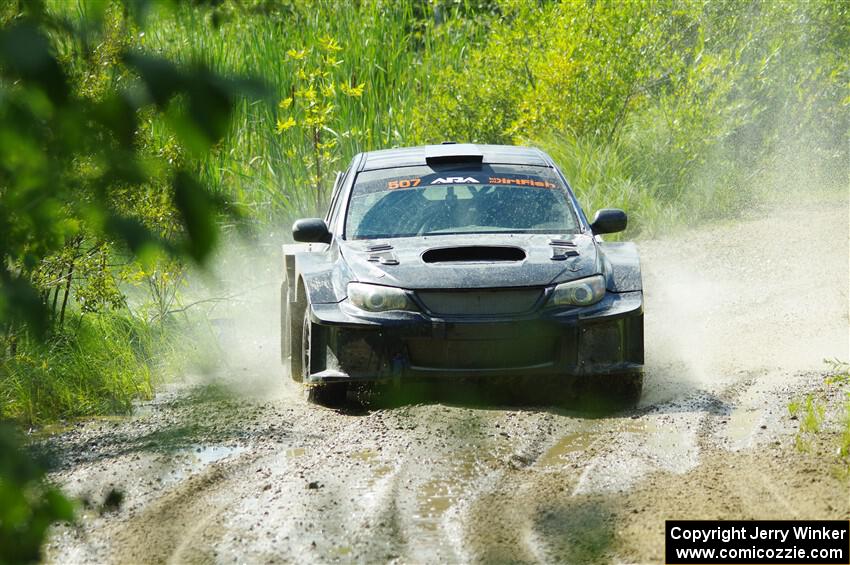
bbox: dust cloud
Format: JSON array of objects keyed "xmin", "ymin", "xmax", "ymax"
[
  {"xmin": 181, "ymin": 229, "xmax": 293, "ymax": 400},
  {"xmin": 640, "ymin": 195, "xmax": 848, "ymax": 405},
  {"xmin": 639, "ymin": 92, "xmax": 848, "ymax": 397}
]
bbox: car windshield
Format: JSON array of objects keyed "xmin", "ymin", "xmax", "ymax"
[{"xmin": 345, "ymin": 164, "xmax": 578, "ymax": 240}]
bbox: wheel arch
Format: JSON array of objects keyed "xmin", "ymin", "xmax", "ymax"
[{"xmin": 598, "ymin": 241, "xmax": 643, "ymax": 293}]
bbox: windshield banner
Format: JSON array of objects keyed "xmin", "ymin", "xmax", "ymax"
[{"xmin": 385, "ymin": 174, "xmax": 557, "ymax": 190}]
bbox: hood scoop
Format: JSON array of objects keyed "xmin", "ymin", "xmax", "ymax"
[
  {"xmin": 549, "ymin": 238, "xmax": 579, "ymax": 261},
  {"xmin": 366, "ymin": 243, "xmax": 398, "ymax": 266},
  {"xmin": 422, "ymin": 246, "xmax": 526, "ymax": 264}
]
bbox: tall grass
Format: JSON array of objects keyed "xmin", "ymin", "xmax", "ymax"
[
  {"xmin": 140, "ymin": 1, "xmax": 479, "ymax": 223},
  {"xmin": 535, "ymin": 124, "xmax": 763, "ymax": 238},
  {"xmin": 535, "ymin": 135, "xmax": 672, "ymax": 237},
  {"xmin": 134, "ymin": 1, "xmax": 846, "ymax": 234},
  {"xmin": 0, "ymin": 312, "xmax": 220, "ymax": 425},
  {"xmin": 1, "ymin": 314, "xmax": 155, "ymax": 424}
]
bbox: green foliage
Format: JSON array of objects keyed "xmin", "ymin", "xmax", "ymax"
[
  {"xmin": 274, "ymin": 34, "xmax": 368, "ymax": 210},
  {"xmin": 414, "ymin": 0, "xmax": 848, "ymax": 230},
  {"xmin": 119, "ymin": 0, "xmax": 849, "ymax": 233},
  {"xmin": 0, "ymin": 423, "xmax": 74, "ymax": 565},
  {"xmin": 824, "ymin": 360, "xmax": 850, "ymax": 462},
  {"xmin": 0, "ymin": 2, "xmax": 264, "ymax": 339},
  {"xmin": 33, "ymin": 0, "xmax": 843, "ymax": 233},
  {"xmin": 1, "ymin": 313, "xmax": 155, "ymax": 424},
  {"xmin": 0, "ymin": 3, "xmax": 265, "ymax": 560},
  {"xmin": 788, "ymin": 395, "xmax": 825, "ymax": 454},
  {"xmin": 789, "ymin": 360, "xmax": 850, "ymax": 467},
  {"xmin": 415, "ymin": 1, "xmax": 687, "ymax": 144},
  {"xmin": 134, "ymin": 0, "xmax": 481, "ymax": 220},
  {"xmin": 537, "ymin": 134, "xmax": 668, "ymax": 235},
  {"xmin": 0, "ymin": 0, "xmax": 267, "ymax": 426}
]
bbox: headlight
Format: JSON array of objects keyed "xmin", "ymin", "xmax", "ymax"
[
  {"xmin": 347, "ymin": 282, "xmax": 417, "ymax": 312},
  {"xmin": 549, "ymin": 275, "xmax": 606, "ymax": 306}
]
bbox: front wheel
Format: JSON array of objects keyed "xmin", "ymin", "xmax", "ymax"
[
  {"xmin": 307, "ymin": 382, "xmax": 349, "ymax": 407},
  {"xmin": 285, "ymin": 287, "xmax": 306, "ymax": 382},
  {"xmin": 585, "ymin": 372, "xmax": 643, "ymax": 409}
]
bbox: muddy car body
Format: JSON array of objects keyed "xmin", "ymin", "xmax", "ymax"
[{"xmin": 281, "ymin": 144, "xmax": 643, "ymax": 400}]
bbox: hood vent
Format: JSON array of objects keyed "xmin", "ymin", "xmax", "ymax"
[
  {"xmin": 422, "ymin": 246, "xmax": 526, "ymax": 264},
  {"xmin": 366, "ymin": 243, "xmax": 398, "ymax": 265},
  {"xmin": 366, "ymin": 243, "xmax": 393, "ymax": 253},
  {"xmin": 549, "ymin": 238, "xmax": 579, "ymax": 261}
]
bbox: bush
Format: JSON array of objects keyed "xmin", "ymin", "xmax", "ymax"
[
  {"xmin": 0, "ymin": 423, "xmax": 73, "ymax": 565},
  {"xmin": 413, "ymin": 0, "xmax": 848, "ymax": 233},
  {"xmin": 0, "ymin": 313, "xmax": 155, "ymax": 425}
]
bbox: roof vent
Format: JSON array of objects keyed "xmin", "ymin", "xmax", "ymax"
[{"xmin": 425, "ymin": 144, "xmax": 483, "ymax": 166}]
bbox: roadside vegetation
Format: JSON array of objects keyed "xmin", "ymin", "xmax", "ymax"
[
  {"xmin": 144, "ymin": 0, "xmax": 847, "ymax": 231},
  {"xmin": 0, "ymin": 2, "xmax": 261, "ymax": 558},
  {"xmin": 789, "ymin": 360, "xmax": 850, "ymax": 472}
]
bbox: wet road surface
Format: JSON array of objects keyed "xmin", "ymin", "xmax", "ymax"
[{"xmin": 44, "ymin": 199, "xmax": 849, "ymax": 563}]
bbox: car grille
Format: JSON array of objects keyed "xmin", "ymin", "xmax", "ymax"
[
  {"xmin": 415, "ymin": 288, "xmax": 543, "ymax": 316},
  {"xmin": 406, "ymin": 337, "xmax": 555, "ymax": 370}
]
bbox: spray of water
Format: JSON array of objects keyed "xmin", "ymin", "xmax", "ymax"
[{"xmin": 178, "ymin": 229, "xmax": 297, "ymax": 400}]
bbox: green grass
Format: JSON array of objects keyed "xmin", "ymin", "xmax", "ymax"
[
  {"xmin": 535, "ymin": 134, "xmax": 671, "ymax": 237},
  {"xmin": 137, "ymin": 1, "xmax": 475, "ymax": 222},
  {"xmin": 789, "ymin": 359, "xmax": 850, "ymax": 468},
  {"xmin": 130, "ymin": 1, "xmax": 846, "ymax": 234},
  {"xmin": 0, "ymin": 313, "xmax": 155, "ymax": 424},
  {"xmin": 0, "ymin": 312, "xmax": 221, "ymax": 426}
]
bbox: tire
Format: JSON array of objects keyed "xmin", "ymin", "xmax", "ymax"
[
  {"xmin": 307, "ymin": 383, "xmax": 349, "ymax": 407},
  {"xmin": 280, "ymin": 282, "xmax": 290, "ymax": 366},
  {"xmin": 581, "ymin": 372, "xmax": 643, "ymax": 411},
  {"xmin": 285, "ymin": 285, "xmax": 306, "ymax": 383}
]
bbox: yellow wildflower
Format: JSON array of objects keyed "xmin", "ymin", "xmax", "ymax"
[
  {"xmin": 319, "ymin": 35, "xmax": 342, "ymax": 52},
  {"xmin": 318, "ymin": 138, "xmax": 337, "ymax": 151},
  {"xmin": 340, "ymin": 82, "xmax": 365, "ymax": 98},
  {"xmin": 276, "ymin": 116, "xmax": 296, "ymax": 133},
  {"xmin": 296, "ymin": 85, "xmax": 317, "ymax": 102}
]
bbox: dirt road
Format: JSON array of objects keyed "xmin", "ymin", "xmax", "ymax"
[{"xmin": 44, "ymin": 198, "xmax": 849, "ymax": 564}]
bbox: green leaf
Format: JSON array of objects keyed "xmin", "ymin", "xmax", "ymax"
[
  {"xmin": 0, "ymin": 272, "xmax": 49, "ymax": 340},
  {"xmin": 0, "ymin": 22, "xmax": 69, "ymax": 105},
  {"xmin": 173, "ymin": 170, "xmax": 217, "ymax": 262},
  {"xmin": 123, "ymin": 53, "xmax": 184, "ymax": 108}
]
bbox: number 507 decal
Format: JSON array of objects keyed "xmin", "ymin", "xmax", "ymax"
[{"xmin": 387, "ymin": 178, "xmax": 421, "ymax": 189}]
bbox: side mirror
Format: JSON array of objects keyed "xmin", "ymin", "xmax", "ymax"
[
  {"xmin": 590, "ymin": 208, "xmax": 628, "ymax": 235},
  {"xmin": 293, "ymin": 218, "xmax": 331, "ymax": 243}
]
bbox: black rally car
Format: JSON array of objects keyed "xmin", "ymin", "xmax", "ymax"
[{"xmin": 281, "ymin": 143, "xmax": 643, "ymax": 401}]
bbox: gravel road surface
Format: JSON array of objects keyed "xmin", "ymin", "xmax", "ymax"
[{"xmin": 44, "ymin": 198, "xmax": 849, "ymax": 564}]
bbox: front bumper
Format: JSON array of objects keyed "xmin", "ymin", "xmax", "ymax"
[{"xmin": 304, "ymin": 291, "xmax": 643, "ymax": 384}]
